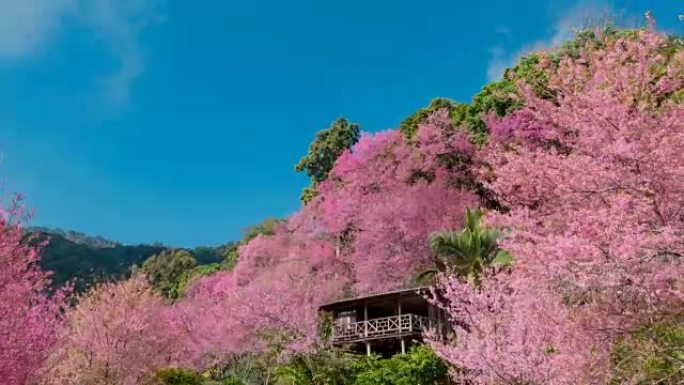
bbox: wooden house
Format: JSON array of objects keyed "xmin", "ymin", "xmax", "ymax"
[{"xmin": 319, "ymin": 286, "xmax": 449, "ymax": 356}]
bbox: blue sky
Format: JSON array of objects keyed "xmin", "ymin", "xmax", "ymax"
[{"xmin": 0, "ymin": 0, "xmax": 681, "ymax": 247}]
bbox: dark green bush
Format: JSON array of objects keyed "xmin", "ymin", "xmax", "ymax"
[
  {"xmin": 351, "ymin": 345, "xmax": 448, "ymax": 385},
  {"xmin": 148, "ymin": 368, "xmax": 205, "ymax": 385},
  {"xmin": 273, "ymin": 345, "xmax": 448, "ymax": 385}
]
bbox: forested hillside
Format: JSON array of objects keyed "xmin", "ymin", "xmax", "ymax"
[
  {"xmin": 31, "ymin": 228, "xmax": 228, "ymax": 292},
  {"xmin": 3, "ymin": 19, "xmax": 684, "ymax": 385}
]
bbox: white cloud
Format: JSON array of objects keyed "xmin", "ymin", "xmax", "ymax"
[
  {"xmin": 0, "ymin": 0, "xmax": 76, "ymax": 58},
  {"xmin": 486, "ymin": 0, "xmax": 627, "ymax": 81},
  {"xmin": 79, "ymin": 0, "xmax": 163, "ymax": 103},
  {"xmin": 0, "ymin": 0, "xmax": 163, "ymax": 103},
  {"xmin": 486, "ymin": 46, "xmax": 508, "ymax": 83}
]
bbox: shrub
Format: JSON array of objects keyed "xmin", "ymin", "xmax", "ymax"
[
  {"xmin": 351, "ymin": 346, "xmax": 449, "ymax": 385},
  {"xmin": 147, "ymin": 368, "xmax": 205, "ymax": 385}
]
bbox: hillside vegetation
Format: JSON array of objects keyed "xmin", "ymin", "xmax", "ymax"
[
  {"xmin": 31, "ymin": 228, "xmax": 228, "ymax": 292},
  {"xmin": 3, "ymin": 20, "xmax": 684, "ymax": 385}
]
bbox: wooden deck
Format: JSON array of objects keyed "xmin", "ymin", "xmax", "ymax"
[{"xmin": 331, "ymin": 313, "xmax": 440, "ymax": 344}]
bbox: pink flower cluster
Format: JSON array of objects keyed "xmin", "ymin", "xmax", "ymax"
[
  {"xmin": 430, "ymin": 28, "xmax": 684, "ymax": 385},
  {"xmin": 0, "ymin": 199, "xmax": 67, "ymax": 385},
  {"xmin": 175, "ymin": 109, "xmax": 478, "ymax": 361},
  {"xmin": 9, "ymin": 24, "xmax": 684, "ymax": 385}
]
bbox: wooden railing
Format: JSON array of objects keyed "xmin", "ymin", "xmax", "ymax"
[{"xmin": 331, "ymin": 313, "xmax": 440, "ymax": 343}]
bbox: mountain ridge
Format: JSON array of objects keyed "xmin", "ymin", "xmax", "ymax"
[{"xmin": 30, "ymin": 227, "xmax": 232, "ymax": 292}]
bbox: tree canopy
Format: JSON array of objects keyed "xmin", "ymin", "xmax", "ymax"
[
  {"xmin": 295, "ymin": 117, "xmax": 360, "ymax": 203},
  {"xmin": 141, "ymin": 249, "xmax": 200, "ymax": 300}
]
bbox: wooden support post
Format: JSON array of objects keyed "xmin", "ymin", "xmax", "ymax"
[
  {"xmin": 366, "ymin": 342, "xmax": 371, "ymax": 356},
  {"xmin": 335, "ymin": 234, "xmax": 340, "ymax": 258},
  {"xmin": 364, "ymin": 302, "xmax": 368, "ymax": 337},
  {"xmin": 397, "ymin": 300, "xmax": 402, "ymax": 331},
  {"xmin": 400, "ymin": 338, "xmax": 406, "ymax": 354}
]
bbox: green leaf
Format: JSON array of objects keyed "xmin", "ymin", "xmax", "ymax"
[{"xmin": 492, "ymin": 250, "xmax": 514, "ymax": 266}]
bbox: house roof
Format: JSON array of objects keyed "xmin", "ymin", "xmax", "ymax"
[{"xmin": 319, "ymin": 286, "xmax": 431, "ymax": 311}]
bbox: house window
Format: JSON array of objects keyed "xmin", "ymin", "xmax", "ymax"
[{"xmin": 336, "ymin": 310, "xmax": 357, "ymax": 327}]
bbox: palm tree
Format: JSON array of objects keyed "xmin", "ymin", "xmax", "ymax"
[{"xmin": 416, "ymin": 208, "xmax": 512, "ymax": 285}]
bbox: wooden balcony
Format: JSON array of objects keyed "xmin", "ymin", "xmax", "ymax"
[{"xmin": 331, "ymin": 313, "xmax": 440, "ymax": 344}]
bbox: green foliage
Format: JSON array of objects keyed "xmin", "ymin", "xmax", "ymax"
[
  {"xmin": 398, "ymin": 98, "xmax": 462, "ymax": 140},
  {"xmin": 299, "ymin": 185, "xmax": 318, "ymax": 206},
  {"xmin": 191, "ymin": 245, "xmax": 233, "ymax": 265},
  {"xmin": 274, "ymin": 349, "xmax": 355, "ymax": 385},
  {"xmin": 272, "ymin": 346, "xmax": 448, "ymax": 385},
  {"xmin": 207, "ymin": 347, "xmax": 448, "ymax": 385},
  {"xmin": 242, "ymin": 218, "xmax": 282, "ymax": 243},
  {"xmin": 134, "ymin": 243, "xmax": 235, "ymax": 299},
  {"xmin": 557, "ymin": 24, "xmax": 655, "ymax": 60},
  {"xmin": 147, "ymin": 218, "xmax": 284, "ymax": 300},
  {"xmin": 398, "ymin": 55, "xmax": 545, "ymax": 145},
  {"xmin": 175, "ymin": 262, "xmax": 223, "ymax": 296},
  {"xmin": 220, "ymin": 378, "xmax": 245, "ymax": 385},
  {"xmin": 417, "ymin": 208, "xmax": 512, "ymax": 285},
  {"xmin": 351, "ymin": 346, "xmax": 448, "ymax": 385},
  {"xmin": 34, "ymin": 230, "xmax": 168, "ymax": 292},
  {"xmin": 399, "ymin": 27, "xmax": 654, "ymax": 144},
  {"xmin": 506, "ymin": 54, "xmax": 551, "ymax": 98},
  {"xmin": 141, "ymin": 249, "xmax": 199, "ymax": 299},
  {"xmin": 671, "ymin": 88, "xmax": 684, "ymax": 105},
  {"xmin": 296, "ymin": 117, "xmax": 361, "ymax": 203},
  {"xmin": 610, "ymin": 318, "xmax": 684, "ymax": 385},
  {"xmin": 464, "ymin": 80, "xmax": 518, "ymax": 143},
  {"xmin": 316, "ymin": 311, "xmax": 335, "ymax": 342},
  {"xmin": 399, "ymin": 82, "xmax": 520, "ymax": 145},
  {"xmin": 147, "ymin": 368, "xmax": 205, "ymax": 385},
  {"xmin": 222, "ymin": 217, "xmax": 283, "ymax": 270},
  {"xmin": 31, "ymin": 228, "xmax": 229, "ymax": 293},
  {"xmin": 223, "ymin": 244, "xmax": 240, "ymax": 269},
  {"xmin": 211, "ymin": 353, "xmax": 274, "ymax": 385}
]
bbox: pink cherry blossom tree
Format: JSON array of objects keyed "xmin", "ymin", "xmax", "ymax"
[
  {"xmin": 315, "ymin": 111, "xmax": 479, "ymax": 293},
  {"xmin": 0, "ymin": 197, "xmax": 67, "ymax": 385},
  {"xmin": 430, "ymin": 27, "xmax": 684, "ymax": 385},
  {"xmin": 179, "ymin": 110, "xmax": 480, "ymax": 362},
  {"xmin": 44, "ymin": 276, "xmax": 193, "ymax": 385},
  {"xmin": 179, "ymin": 218, "xmax": 350, "ymax": 364}
]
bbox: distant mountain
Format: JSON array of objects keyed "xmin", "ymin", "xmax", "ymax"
[
  {"xmin": 28, "ymin": 227, "xmax": 120, "ymax": 248},
  {"xmin": 30, "ymin": 228, "xmax": 230, "ymax": 292}
]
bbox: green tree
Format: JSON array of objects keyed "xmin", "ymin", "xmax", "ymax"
[
  {"xmin": 296, "ymin": 118, "xmax": 360, "ymax": 203},
  {"xmin": 417, "ymin": 208, "xmax": 512, "ymax": 285},
  {"xmin": 141, "ymin": 249, "xmax": 199, "ymax": 299}
]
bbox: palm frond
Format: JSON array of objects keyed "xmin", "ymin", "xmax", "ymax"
[{"xmin": 425, "ymin": 208, "xmax": 514, "ymax": 283}]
